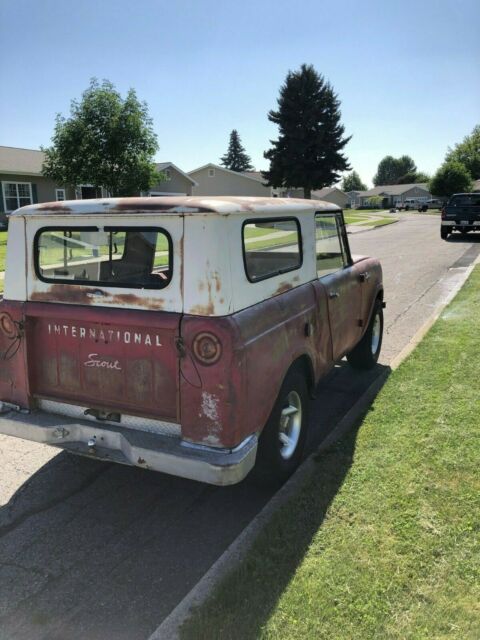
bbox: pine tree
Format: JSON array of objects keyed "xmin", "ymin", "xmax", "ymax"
[
  {"xmin": 220, "ymin": 130, "xmax": 254, "ymax": 172},
  {"xmin": 262, "ymin": 64, "xmax": 351, "ymax": 199}
]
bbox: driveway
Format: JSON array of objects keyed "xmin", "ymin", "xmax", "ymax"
[{"xmin": 0, "ymin": 214, "xmax": 479, "ymax": 640}]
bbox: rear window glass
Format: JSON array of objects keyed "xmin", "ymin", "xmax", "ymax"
[
  {"xmin": 35, "ymin": 227, "xmax": 172, "ymax": 289},
  {"xmin": 448, "ymin": 194, "xmax": 480, "ymax": 207},
  {"xmin": 243, "ymin": 218, "xmax": 302, "ymax": 282}
]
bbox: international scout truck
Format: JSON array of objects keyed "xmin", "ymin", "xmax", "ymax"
[{"xmin": 0, "ymin": 197, "xmax": 384, "ymax": 485}]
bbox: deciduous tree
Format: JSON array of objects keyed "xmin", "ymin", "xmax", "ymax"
[
  {"xmin": 429, "ymin": 161, "xmax": 472, "ymax": 198},
  {"xmin": 445, "ymin": 125, "xmax": 480, "ymax": 179},
  {"xmin": 373, "ymin": 155, "xmax": 418, "ymax": 186},
  {"xmin": 263, "ymin": 64, "xmax": 351, "ymax": 199},
  {"xmin": 341, "ymin": 171, "xmax": 367, "ymax": 191},
  {"xmin": 42, "ymin": 79, "xmax": 161, "ymax": 196}
]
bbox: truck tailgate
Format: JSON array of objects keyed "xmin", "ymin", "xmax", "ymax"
[{"xmin": 25, "ymin": 302, "xmax": 180, "ymax": 422}]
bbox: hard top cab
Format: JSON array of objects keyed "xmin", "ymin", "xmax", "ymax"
[
  {"xmin": 441, "ymin": 192, "xmax": 480, "ymax": 239},
  {"xmin": 0, "ymin": 196, "xmax": 384, "ymax": 485}
]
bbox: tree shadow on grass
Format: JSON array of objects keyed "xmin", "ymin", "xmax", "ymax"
[{"xmin": 180, "ymin": 363, "xmax": 391, "ymax": 640}]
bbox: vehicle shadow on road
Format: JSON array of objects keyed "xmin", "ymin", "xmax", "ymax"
[
  {"xmin": 445, "ymin": 233, "xmax": 480, "ymax": 243},
  {"xmin": 0, "ymin": 363, "xmax": 389, "ymax": 640}
]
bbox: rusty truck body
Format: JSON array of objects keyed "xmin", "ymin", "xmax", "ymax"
[{"xmin": 0, "ymin": 196, "xmax": 384, "ymax": 485}]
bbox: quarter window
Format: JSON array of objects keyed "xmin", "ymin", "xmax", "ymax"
[
  {"xmin": 315, "ymin": 214, "xmax": 349, "ymax": 277},
  {"xmin": 3, "ymin": 182, "xmax": 32, "ymax": 212},
  {"xmin": 35, "ymin": 227, "xmax": 172, "ymax": 289},
  {"xmin": 243, "ymin": 218, "xmax": 302, "ymax": 281}
]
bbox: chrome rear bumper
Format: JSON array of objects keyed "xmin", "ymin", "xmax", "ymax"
[{"xmin": 0, "ymin": 406, "xmax": 258, "ymax": 486}]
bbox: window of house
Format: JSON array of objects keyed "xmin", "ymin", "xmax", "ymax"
[
  {"xmin": 315, "ymin": 213, "xmax": 349, "ymax": 277},
  {"xmin": 164, "ymin": 169, "xmax": 171, "ymax": 181},
  {"xmin": 243, "ymin": 218, "xmax": 302, "ymax": 282},
  {"xmin": 208, "ymin": 168, "xmax": 215, "ymax": 177},
  {"xmin": 55, "ymin": 188, "xmax": 66, "ymax": 201},
  {"xmin": 35, "ymin": 227, "xmax": 172, "ymax": 289},
  {"xmin": 2, "ymin": 182, "xmax": 32, "ymax": 212}
]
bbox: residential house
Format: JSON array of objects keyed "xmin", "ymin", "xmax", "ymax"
[
  {"xmin": 271, "ymin": 186, "xmax": 348, "ymax": 207},
  {"xmin": 188, "ymin": 164, "xmax": 273, "ymax": 197},
  {"xmin": 0, "ymin": 146, "xmax": 197, "ymax": 226},
  {"xmin": 357, "ymin": 183, "xmax": 432, "ymax": 208},
  {"xmin": 346, "ymin": 190, "xmax": 368, "ymax": 208},
  {"xmin": 146, "ymin": 162, "xmax": 197, "ymax": 196},
  {"xmin": 472, "ymin": 178, "xmax": 480, "ymax": 192},
  {"xmin": 310, "ymin": 187, "xmax": 348, "ymax": 208},
  {"xmin": 0, "ymin": 146, "xmax": 75, "ymax": 226}
]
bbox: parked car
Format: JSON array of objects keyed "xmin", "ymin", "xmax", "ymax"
[
  {"xmin": 441, "ymin": 193, "xmax": 480, "ymax": 239},
  {"xmin": 421, "ymin": 198, "xmax": 444, "ymax": 212},
  {"xmin": 0, "ymin": 197, "xmax": 384, "ymax": 485}
]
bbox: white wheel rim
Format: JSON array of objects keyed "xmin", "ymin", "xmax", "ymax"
[
  {"xmin": 371, "ymin": 313, "xmax": 381, "ymax": 355},
  {"xmin": 278, "ymin": 390, "xmax": 302, "ymax": 460}
]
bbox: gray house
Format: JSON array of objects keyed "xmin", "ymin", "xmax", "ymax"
[
  {"xmin": 0, "ymin": 146, "xmax": 75, "ymax": 226},
  {"xmin": 357, "ymin": 183, "xmax": 432, "ymax": 208},
  {"xmin": 189, "ymin": 164, "xmax": 273, "ymax": 197},
  {"xmin": 0, "ymin": 146, "xmax": 197, "ymax": 226}
]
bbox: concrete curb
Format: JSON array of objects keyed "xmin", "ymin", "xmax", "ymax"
[
  {"xmin": 347, "ymin": 218, "xmax": 400, "ymax": 235},
  {"xmin": 149, "ymin": 257, "xmax": 479, "ymax": 640}
]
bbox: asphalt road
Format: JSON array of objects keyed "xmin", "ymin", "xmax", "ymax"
[{"xmin": 0, "ymin": 215, "xmax": 479, "ymax": 640}]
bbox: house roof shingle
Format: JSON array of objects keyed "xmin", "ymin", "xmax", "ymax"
[{"xmin": 361, "ymin": 183, "xmax": 429, "ymax": 197}]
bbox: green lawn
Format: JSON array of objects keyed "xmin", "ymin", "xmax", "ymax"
[
  {"xmin": 181, "ymin": 268, "xmax": 480, "ymax": 640},
  {"xmin": 344, "ymin": 214, "xmax": 370, "ymax": 224}
]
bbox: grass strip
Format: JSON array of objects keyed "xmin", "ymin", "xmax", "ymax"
[
  {"xmin": 344, "ymin": 215, "xmax": 370, "ymax": 225},
  {"xmin": 181, "ymin": 267, "xmax": 480, "ymax": 640}
]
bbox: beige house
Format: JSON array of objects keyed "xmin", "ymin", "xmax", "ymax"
[
  {"xmin": 189, "ymin": 163, "xmax": 273, "ymax": 197},
  {"xmin": 146, "ymin": 162, "xmax": 197, "ymax": 196}
]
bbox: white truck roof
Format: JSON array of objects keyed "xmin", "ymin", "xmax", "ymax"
[{"xmin": 14, "ymin": 196, "xmax": 340, "ymax": 217}]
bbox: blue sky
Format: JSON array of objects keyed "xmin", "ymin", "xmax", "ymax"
[{"xmin": 1, "ymin": 0, "xmax": 478, "ymax": 186}]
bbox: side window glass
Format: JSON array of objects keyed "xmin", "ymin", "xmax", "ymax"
[
  {"xmin": 315, "ymin": 214, "xmax": 348, "ymax": 277},
  {"xmin": 243, "ymin": 218, "xmax": 302, "ymax": 282}
]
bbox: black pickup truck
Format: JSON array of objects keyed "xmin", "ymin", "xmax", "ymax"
[{"xmin": 441, "ymin": 193, "xmax": 480, "ymax": 240}]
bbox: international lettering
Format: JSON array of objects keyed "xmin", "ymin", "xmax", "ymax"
[{"xmin": 47, "ymin": 323, "xmax": 163, "ymax": 347}]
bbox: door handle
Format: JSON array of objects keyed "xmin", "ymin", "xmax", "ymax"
[
  {"xmin": 329, "ymin": 291, "xmax": 340, "ymax": 299},
  {"xmin": 359, "ymin": 271, "xmax": 370, "ymax": 282}
]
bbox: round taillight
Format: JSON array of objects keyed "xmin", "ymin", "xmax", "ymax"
[
  {"xmin": 193, "ymin": 332, "xmax": 222, "ymax": 365},
  {"xmin": 0, "ymin": 313, "xmax": 16, "ymax": 338}
]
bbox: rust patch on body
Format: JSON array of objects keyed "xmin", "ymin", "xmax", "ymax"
[
  {"xmin": 109, "ymin": 198, "xmax": 213, "ymax": 213},
  {"xmin": 36, "ymin": 202, "xmax": 73, "ymax": 214},
  {"xmin": 30, "ymin": 285, "xmax": 165, "ymax": 309},
  {"xmin": 275, "ymin": 281, "xmax": 293, "ymax": 295},
  {"xmin": 189, "ymin": 302, "xmax": 215, "ymax": 316}
]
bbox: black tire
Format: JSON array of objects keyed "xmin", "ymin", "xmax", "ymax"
[
  {"xmin": 440, "ymin": 227, "xmax": 449, "ymax": 240},
  {"xmin": 347, "ymin": 300, "xmax": 383, "ymax": 370},
  {"xmin": 255, "ymin": 368, "xmax": 309, "ymax": 486}
]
